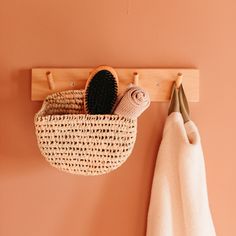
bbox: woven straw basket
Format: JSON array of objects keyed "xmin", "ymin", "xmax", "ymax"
[{"xmin": 34, "ymin": 90, "xmax": 137, "ymax": 176}]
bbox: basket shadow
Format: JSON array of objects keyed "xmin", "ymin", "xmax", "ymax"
[{"xmin": 52, "ymin": 104, "xmax": 166, "ymax": 236}]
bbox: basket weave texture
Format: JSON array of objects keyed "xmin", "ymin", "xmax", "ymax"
[{"xmin": 34, "ymin": 90, "xmax": 137, "ymax": 176}]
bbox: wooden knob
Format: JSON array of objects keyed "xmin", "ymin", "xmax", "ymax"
[
  {"xmin": 176, "ymin": 72, "xmax": 183, "ymax": 88},
  {"xmin": 46, "ymin": 71, "xmax": 55, "ymax": 90},
  {"xmin": 133, "ymin": 72, "xmax": 139, "ymax": 86}
]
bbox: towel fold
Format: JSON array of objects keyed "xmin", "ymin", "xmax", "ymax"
[{"xmin": 114, "ymin": 85, "xmax": 150, "ymax": 119}]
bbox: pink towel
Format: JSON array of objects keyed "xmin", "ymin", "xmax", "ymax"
[
  {"xmin": 146, "ymin": 112, "xmax": 216, "ymax": 236},
  {"xmin": 114, "ymin": 85, "xmax": 150, "ymax": 119}
]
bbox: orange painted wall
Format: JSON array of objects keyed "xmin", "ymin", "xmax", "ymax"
[{"xmin": 0, "ymin": 0, "xmax": 235, "ymax": 235}]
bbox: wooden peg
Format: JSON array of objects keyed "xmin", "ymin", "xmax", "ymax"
[
  {"xmin": 133, "ymin": 72, "xmax": 139, "ymax": 86},
  {"xmin": 176, "ymin": 72, "xmax": 183, "ymax": 88},
  {"xmin": 46, "ymin": 71, "xmax": 55, "ymax": 90}
]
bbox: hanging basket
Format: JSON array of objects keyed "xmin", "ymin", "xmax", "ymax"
[{"xmin": 34, "ymin": 90, "xmax": 137, "ymax": 176}]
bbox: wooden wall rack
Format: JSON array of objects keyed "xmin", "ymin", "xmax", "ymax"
[{"xmin": 31, "ymin": 68, "xmax": 199, "ymax": 102}]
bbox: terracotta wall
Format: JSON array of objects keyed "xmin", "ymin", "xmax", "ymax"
[{"xmin": 0, "ymin": 0, "xmax": 235, "ymax": 235}]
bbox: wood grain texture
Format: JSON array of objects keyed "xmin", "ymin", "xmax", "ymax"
[{"xmin": 31, "ymin": 68, "xmax": 199, "ymax": 102}]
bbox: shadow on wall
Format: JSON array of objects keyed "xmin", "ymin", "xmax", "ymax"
[
  {"xmin": 0, "ymin": 69, "xmax": 44, "ymax": 176},
  {"xmin": 48, "ymin": 107, "xmax": 166, "ymax": 236}
]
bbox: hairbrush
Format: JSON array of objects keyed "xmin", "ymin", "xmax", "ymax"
[{"xmin": 84, "ymin": 65, "xmax": 119, "ymax": 114}]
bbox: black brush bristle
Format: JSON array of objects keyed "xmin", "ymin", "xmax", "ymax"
[{"xmin": 85, "ymin": 70, "xmax": 118, "ymax": 114}]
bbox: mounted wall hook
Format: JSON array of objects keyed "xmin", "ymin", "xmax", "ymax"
[
  {"xmin": 31, "ymin": 68, "xmax": 199, "ymax": 102},
  {"xmin": 176, "ymin": 72, "xmax": 183, "ymax": 89},
  {"xmin": 133, "ymin": 72, "xmax": 139, "ymax": 86},
  {"xmin": 46, "ymin": 71, "xmax": 55, "ymax": 90}
]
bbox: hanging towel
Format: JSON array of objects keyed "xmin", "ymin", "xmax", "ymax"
[
  {"xmin": 146, "ymin": 84, "xmax": 216, "ymax": 236},
  {"xmin": 114, "ymin": 85, "xmax": 150, "ymax": 119}
]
